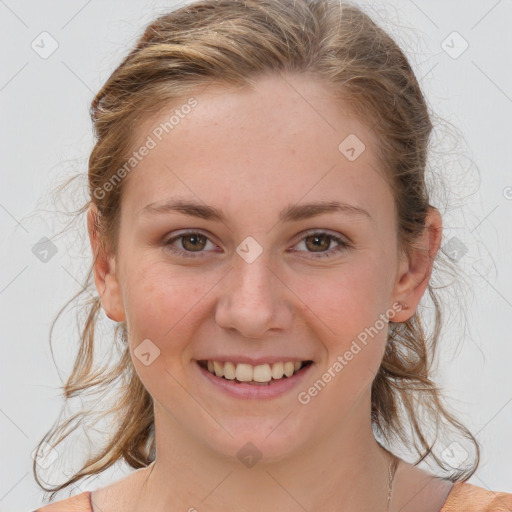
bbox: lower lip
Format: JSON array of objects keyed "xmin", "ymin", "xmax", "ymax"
[{"xmin": 194, "ymin": 360, "xmax": 313, "ymax": 400}]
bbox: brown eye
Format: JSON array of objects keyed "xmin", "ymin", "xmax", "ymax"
[
  {"xmin": 293, "ymin": 231, "xmax": 350, "ymax": 259},
  {"xmin": 180, "ymin": 233, "xmax": 208, "ymax": 251},
  {"xmin": 304, "ymin": 233, "xmax": 332, "ymax": 252},
  {"xmin": 164, "ymin": 231, "xmax": 216, "ymax": 258}
]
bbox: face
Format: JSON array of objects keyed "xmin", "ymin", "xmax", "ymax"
[{"xmin": 91, "ymin": 73, "xmax": 435, "ymax": 462}]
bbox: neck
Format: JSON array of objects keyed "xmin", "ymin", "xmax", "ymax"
[{"xmin": 134, "ymin": 390, "xmax": 395, "ymax": 512}]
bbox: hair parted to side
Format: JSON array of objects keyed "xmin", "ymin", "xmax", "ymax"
[{"xmin": 33, "ymin": 0, "xmax": 480, "ymax": 500}]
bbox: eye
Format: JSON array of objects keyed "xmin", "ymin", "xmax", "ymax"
[
  {"xmin": 291, "ymin": 230, "xmax": 351, "ymax": 259},
  {"xmin": 164, "ymin": 231, "xmax": 218, "ymax": 258},
  {"xmin": 164, "ymin": 229, "xmax": 351, "ymax": 259}
]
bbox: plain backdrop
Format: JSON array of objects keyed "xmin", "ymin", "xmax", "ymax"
[{"xmin": 0, "ymin": 0, "xmax": 511, "ymax": 510}]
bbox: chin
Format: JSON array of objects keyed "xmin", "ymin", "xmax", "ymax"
[{"xmin": 200, "ymin": 418, "xmax": 310, "ymax": 467}]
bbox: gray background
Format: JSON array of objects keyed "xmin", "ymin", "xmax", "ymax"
[{"xmin": 0, "ymin": 0, "xmax": 511, "ymax": 510}]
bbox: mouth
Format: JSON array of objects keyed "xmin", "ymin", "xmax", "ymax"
[
  {"xmin": 198, "ymin": 359, "xmax": 313, "ymax": 384},
  {"xmin": 195, "ymin": 359, "xmax": 314, "ymax": 399}
]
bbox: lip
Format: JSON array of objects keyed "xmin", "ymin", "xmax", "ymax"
[{"xmin": 194, "ymin": 359, "xmax": 314, "ymax": 400}]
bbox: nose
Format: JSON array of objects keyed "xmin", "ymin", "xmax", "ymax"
[{"xmin": 214, "ymin": 252, "xmax": 294, "ymax": 339}]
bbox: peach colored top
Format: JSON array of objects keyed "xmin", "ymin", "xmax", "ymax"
[{"xmin": 32, "ymin": 481, "xmax": 512, "ymax": 511}]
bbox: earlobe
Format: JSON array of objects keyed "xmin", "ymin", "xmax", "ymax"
[
  {"xmin": 390, "ymin": 208, "xmax": 443, "ymax": 323},
  {"xmin": 87, "ymin": 205, "xmax": 126, "ymax": 322}
]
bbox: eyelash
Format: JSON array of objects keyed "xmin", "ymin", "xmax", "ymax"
[{"xmin": 163, "ymin": 230, "xmax": 351, "ymax": 259}]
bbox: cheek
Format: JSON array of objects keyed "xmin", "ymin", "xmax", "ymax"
[
  {"xmin": 122, "ymin": 260, "xmax": 208, "ymax": 343},
  {"xmin": 292, "ymin": 261, "xmax": 390, "ymax": 343},
  {"xmin": 121, "ymin": 263, "xmax": 210, "ymax": 395},
  {"xmin": 300, "ymin": 266, "xmax": 393, "ymax": 405}
]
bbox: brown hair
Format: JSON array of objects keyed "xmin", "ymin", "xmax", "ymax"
[{"xmin": 33, "ymin": 0, "xmax": 479, "ymax": 500}]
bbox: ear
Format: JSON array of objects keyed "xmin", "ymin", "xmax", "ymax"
[
  {"xmin": 390, "ymin": 207, "xmax": 442, "ymax": 323},
  {"xmin": 87, "ymin": 205, "xmax": 126, "ymax": 322}
]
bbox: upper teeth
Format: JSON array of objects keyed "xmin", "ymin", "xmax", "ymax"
[{"xmin": 205, "ymin": 361, "xmax": 304, "ymax": 382}]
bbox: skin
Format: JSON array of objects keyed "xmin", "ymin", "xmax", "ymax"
[{"xmin": 87, "ymin": 73, "xmax": 453, "ymax": 511}]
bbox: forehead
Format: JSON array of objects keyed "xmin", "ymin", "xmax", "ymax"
[{"xmin": 121, "ymin": 73, "xmax": 392, "ymax": 224}]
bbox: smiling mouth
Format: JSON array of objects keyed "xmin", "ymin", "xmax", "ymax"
[{"xmin": 197, "ymin": 360, "xmax": 313, "ymax": 386}]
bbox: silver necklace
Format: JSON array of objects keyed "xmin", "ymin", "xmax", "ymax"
[
  {"xmin": 139, "ymin": 456, "xmax": 398, "ymax": 510},
  {"xmin": 387, "ymin": 455, "xmax": 398, "ymax": 511}
]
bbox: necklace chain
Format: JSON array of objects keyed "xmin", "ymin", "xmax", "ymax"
[
  {"xmin": 387, "ymin": 455, "xmax": 398, "ymax": 511},
  {"xmin": 142, "ymin": 455, "xmax": 398, "ymax": 510}
]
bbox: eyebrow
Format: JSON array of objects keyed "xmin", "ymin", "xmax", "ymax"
[{"xmin": 140, "ymin": 199, "xmax": 371, "ymax": 223}]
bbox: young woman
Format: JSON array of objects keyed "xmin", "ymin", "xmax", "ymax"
[{"xmin": 31, "ymin": 0, "xmax": 511, "ymax": 510}]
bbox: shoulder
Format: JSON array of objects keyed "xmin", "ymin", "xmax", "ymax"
[
  {"xmin": 441, "ymin": 481, "xmax": 512, "ymax": 512},
  {"xmin": 32, "ymin": 491, "xmax": 92, "ymax": 512},
  {"xmin": 31, "ymin": 465, "xmax": 152, "ymax": 512}
]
